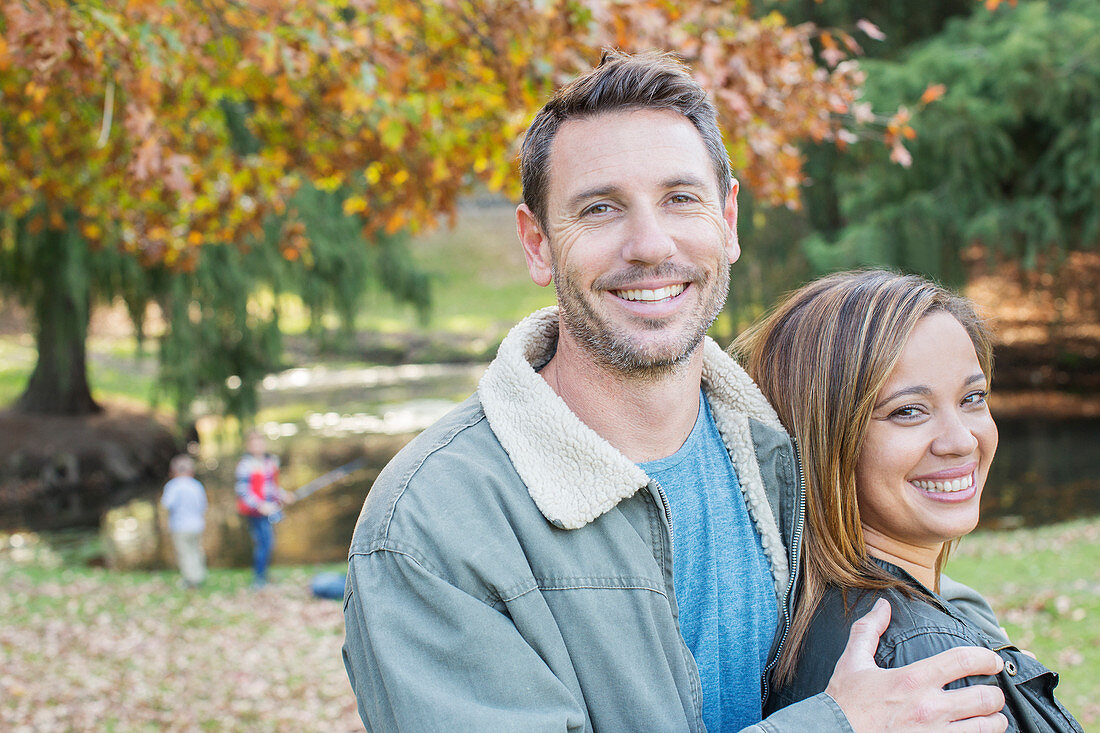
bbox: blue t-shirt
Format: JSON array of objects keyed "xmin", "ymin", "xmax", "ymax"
[
  {"xmin": 638, "ymin": 392, "xmax": 778, "ymax": 732},
  {"xmin": 161, "ymin": 475, "xmax": 208, "ymax": 534}
]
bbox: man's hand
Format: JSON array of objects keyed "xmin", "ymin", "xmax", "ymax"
[{"xmin": 825, "ymin": 598, "xmax": 1008, "ymax": 733}]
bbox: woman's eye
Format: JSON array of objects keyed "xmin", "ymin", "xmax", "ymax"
[
  {"xmin": 962, "ymin": 390, "xmax": 989, "ymax": 407},
  {"xmin": 890, "ymin": 405, "xmax": 925, "ymax": 421}
]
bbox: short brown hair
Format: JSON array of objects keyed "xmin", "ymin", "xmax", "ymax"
[{"xmin": 520, "ymin": 49, "xmax": 732, "ymax": 228}]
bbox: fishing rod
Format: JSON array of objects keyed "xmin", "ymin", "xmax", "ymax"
[{"xmin": 291, "ymin": 456, "xmax": 369, "ymax": 502}]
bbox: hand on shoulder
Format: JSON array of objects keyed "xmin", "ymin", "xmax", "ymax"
[{"xmin": 826, "ymin": 598, "xmax": 1008, "ymax": 733}]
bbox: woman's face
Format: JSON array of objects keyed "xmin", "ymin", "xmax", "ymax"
[{"xmin": 855, "ymin": 311, "xmax": 998, "ymax": 551}]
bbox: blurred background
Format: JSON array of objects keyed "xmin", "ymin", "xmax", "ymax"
[{"xmin": 1, "ymin": 0, "xmax": 1096, "ymax": 730}]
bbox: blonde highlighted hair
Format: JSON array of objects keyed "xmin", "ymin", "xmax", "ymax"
[{"xmin": 730, "ymin": 269, "xmax": 993, "ymax": 687}]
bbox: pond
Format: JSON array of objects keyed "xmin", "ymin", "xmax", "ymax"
[
  {"xmin": 100, "ymin": 362, "xmax": 1100, "ymax": 569},
  {"xmin": 981, "ymin": 415, "xmax": 1100, "ymax": 529},
  {"xmin": 101, "ymin": 363, "xmax": 486, "ymax": 570}
]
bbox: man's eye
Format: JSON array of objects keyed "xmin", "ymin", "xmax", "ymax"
[
  {"xmin": 583, "ymin": 203, "xmax": 612, "ymax": 216},
  {"xmin": 668, "ymin": 194, "xmax": 695, "ymax": 204}
]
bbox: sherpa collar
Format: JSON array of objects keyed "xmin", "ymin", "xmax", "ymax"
[{"xmin": 478, "ymin": 306, "xmax": 791, "ymax": 592}]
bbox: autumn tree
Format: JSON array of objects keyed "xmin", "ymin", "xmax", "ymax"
[{"xmin": 0, "ymin": 0, "xmax": 890, "ymax": 420}]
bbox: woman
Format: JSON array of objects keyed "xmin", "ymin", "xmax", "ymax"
[{"xmin": 733, "ymin": 269, "xmax": 1081, "ymax": 732}]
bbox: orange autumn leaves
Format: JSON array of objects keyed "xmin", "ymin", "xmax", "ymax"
[{"xmin": 1, "ymin": 0, "xmax": 914, "ymax": 268}]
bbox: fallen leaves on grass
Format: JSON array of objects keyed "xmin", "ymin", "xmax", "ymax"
[
  {"xmin": 0, "ymin": 564, "xmax": 362, "ymax": 732},
  {"xmin": 951, "ymin": 517, "xmax": 1100, "ymax": 727}
]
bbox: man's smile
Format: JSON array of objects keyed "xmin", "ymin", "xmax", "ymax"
[{"xmin": 610, "ymin": 283, "xmax": 687, "ymax": 303}]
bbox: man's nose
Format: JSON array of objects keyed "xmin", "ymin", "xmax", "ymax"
[{"xmin": 621, "ymin": 206, "xmax": 676, "ymax": 265}]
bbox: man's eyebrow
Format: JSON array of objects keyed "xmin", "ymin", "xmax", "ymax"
[
  {"xmin": 661, "ymin": 175, "xmax": 710, "ymax": 190},
  {"xmin": 567, "ymin": 185, "xmax": 619, "ymax": 211}
]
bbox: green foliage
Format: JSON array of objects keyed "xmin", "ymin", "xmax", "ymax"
[
  {"xmin": 154, "ymin": 244, "xmax": 283, "ymax": 421},
  {"xmin": 723, "ymin": 192, "xmax": 813, "ymax": 339},
  {"xmin": 151, "ymin": 184, "xmax": 431, "ymax": 424},
  {"xmin": 805, "ymin": 0, "xmax": 1100, "ymax": 282},
  {"xmin": 763, "ymin": 0, "xmax": 975, "ymax": 60},
  {"xmin": 352, "ymin": 202, "xmax": 556, "ymax": 335},
  {"xmin": 289, "ymin": 186, "xmax": 430, "ymax": 342},
  {"xmin": 1, "ymin": 0, "xmax": 909, "ymax": 421}
]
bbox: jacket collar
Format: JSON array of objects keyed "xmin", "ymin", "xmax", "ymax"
[{"xmin": 479, "ymin": 307, "xmax": 791, "ymax": 588}]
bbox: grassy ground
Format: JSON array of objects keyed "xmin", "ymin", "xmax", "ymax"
[
  {"xmin": 0, "ymin": 534, "xmax": 359, "ymax": 733},
  {"xmin": 947, "ymin": 518, "xmax": 1100, "ymax": 726},
  {"xmin": 2, "ymin": 518, "xmax": 1097, "ymax": 731}
]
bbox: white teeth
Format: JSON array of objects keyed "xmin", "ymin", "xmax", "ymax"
[
  {"xmin": 914, "ymin": 474, "xmax": 974, "ymax": 493},
  {"xmin": 614, "ymin": 284, "xmax": 686, "ymax": 302}
]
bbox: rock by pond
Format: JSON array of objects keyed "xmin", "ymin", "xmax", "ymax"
[{"xmin": 0, "ymin": 407, "xmax": 181, "ymax": 531}]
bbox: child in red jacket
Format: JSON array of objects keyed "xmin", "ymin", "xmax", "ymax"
[{"xmin": 235, "ymin": 430, "xmax": 294, "ymax": 587}]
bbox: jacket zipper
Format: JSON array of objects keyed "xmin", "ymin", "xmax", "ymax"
[
  {"xmin": 650, "ymin": 479, "xmax": 675, "ymax": 558},
  {"xmin": 760, "ymin": 436, "xmax": 806, "ymax": 705}
]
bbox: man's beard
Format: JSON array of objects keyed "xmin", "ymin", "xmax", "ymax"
[{"xmin": 553, "ymin": 259, "xmax": 730, "ymax": 382}]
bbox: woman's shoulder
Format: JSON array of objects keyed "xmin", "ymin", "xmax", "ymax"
[
  {"xmin": 769, "ymin": 580, "xmax": 969, "ymax": 709},
  {"xmin": 871, "ymin": 587, "xmax": 986, "ymax": 668}
]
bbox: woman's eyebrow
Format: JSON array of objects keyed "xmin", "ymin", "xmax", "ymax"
[
  {"xmin": 874, "ymin": 385, "xmax": 931, "ymax": 410},
  {"xmin": 874, "ymin": 373, "xmax": 988, "ymax": 410},
  {"xmin": 964, "ymin": 373, "xmax": 987, "ymax": 388}
]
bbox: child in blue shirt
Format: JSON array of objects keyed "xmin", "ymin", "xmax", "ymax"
[{"xmin": 161, "ymin": 454, "xmax": 208, "ymax": 588}]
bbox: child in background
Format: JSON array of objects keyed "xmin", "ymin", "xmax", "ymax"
[
  {"xmin": 236, "ymin": 430, "xmax": 294, "ymax": 588},
  {"xmin": 160, "ymin": 454, "xmax": 208, "ymax": 588}
]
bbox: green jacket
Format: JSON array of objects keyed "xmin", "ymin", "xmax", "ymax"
[{"xmin": 343, "ymin": 307, "xmax": 851, "ymax": 732}]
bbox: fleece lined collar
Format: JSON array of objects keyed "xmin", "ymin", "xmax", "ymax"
[{"xmin": 478, "ymin": 307, "xmax": 791, "ymax": 592}]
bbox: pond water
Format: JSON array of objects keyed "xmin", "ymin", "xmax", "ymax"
[
  {"xmin": 980, "ymin": 415, "xmax": 1100, "ymax": 529},
  {"xmin": 100, "ymin": 362, "xmax": 1100, "ymax": 569}
]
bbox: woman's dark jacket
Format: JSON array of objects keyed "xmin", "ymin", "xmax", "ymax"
[{"xmin": 765, "ymin": 559, "xmax": 1083, "ymax": 732}]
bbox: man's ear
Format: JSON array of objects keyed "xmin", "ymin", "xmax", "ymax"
[
  {"xmin": 724, "ymin": 178, "xmax": 741, "ymax": 265},
  {"xmin": 517, "ymin": 204, "xmax": 553, "ymax": 287}
]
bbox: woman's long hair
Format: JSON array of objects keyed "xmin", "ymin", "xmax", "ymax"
[{"xmin": 730, "ymin": 269, "xmax": 993, "ymax": 688}]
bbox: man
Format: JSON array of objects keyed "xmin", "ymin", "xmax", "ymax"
[{"xmin": 343, "ymin": 51, "xmax": 1008, "ymax": 732}]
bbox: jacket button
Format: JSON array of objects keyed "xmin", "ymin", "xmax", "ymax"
[{"xmin": 1004, "ymin": 660, "xmax": 1018, "ymax": 676}]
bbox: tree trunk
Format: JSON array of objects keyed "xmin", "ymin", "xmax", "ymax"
[{"xmin": 14, "ymin": 224, "xmax": 101, "ymax": 415}]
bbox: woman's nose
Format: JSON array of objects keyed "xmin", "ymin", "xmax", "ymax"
[{"xmin": 931, "ymin": 410, "xmax": 981, "ymax": 456}]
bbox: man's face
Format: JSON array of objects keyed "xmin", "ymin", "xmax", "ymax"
[{"xmin": 517, "ymin": 108, "xmax": 739, "ymax": 377}]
